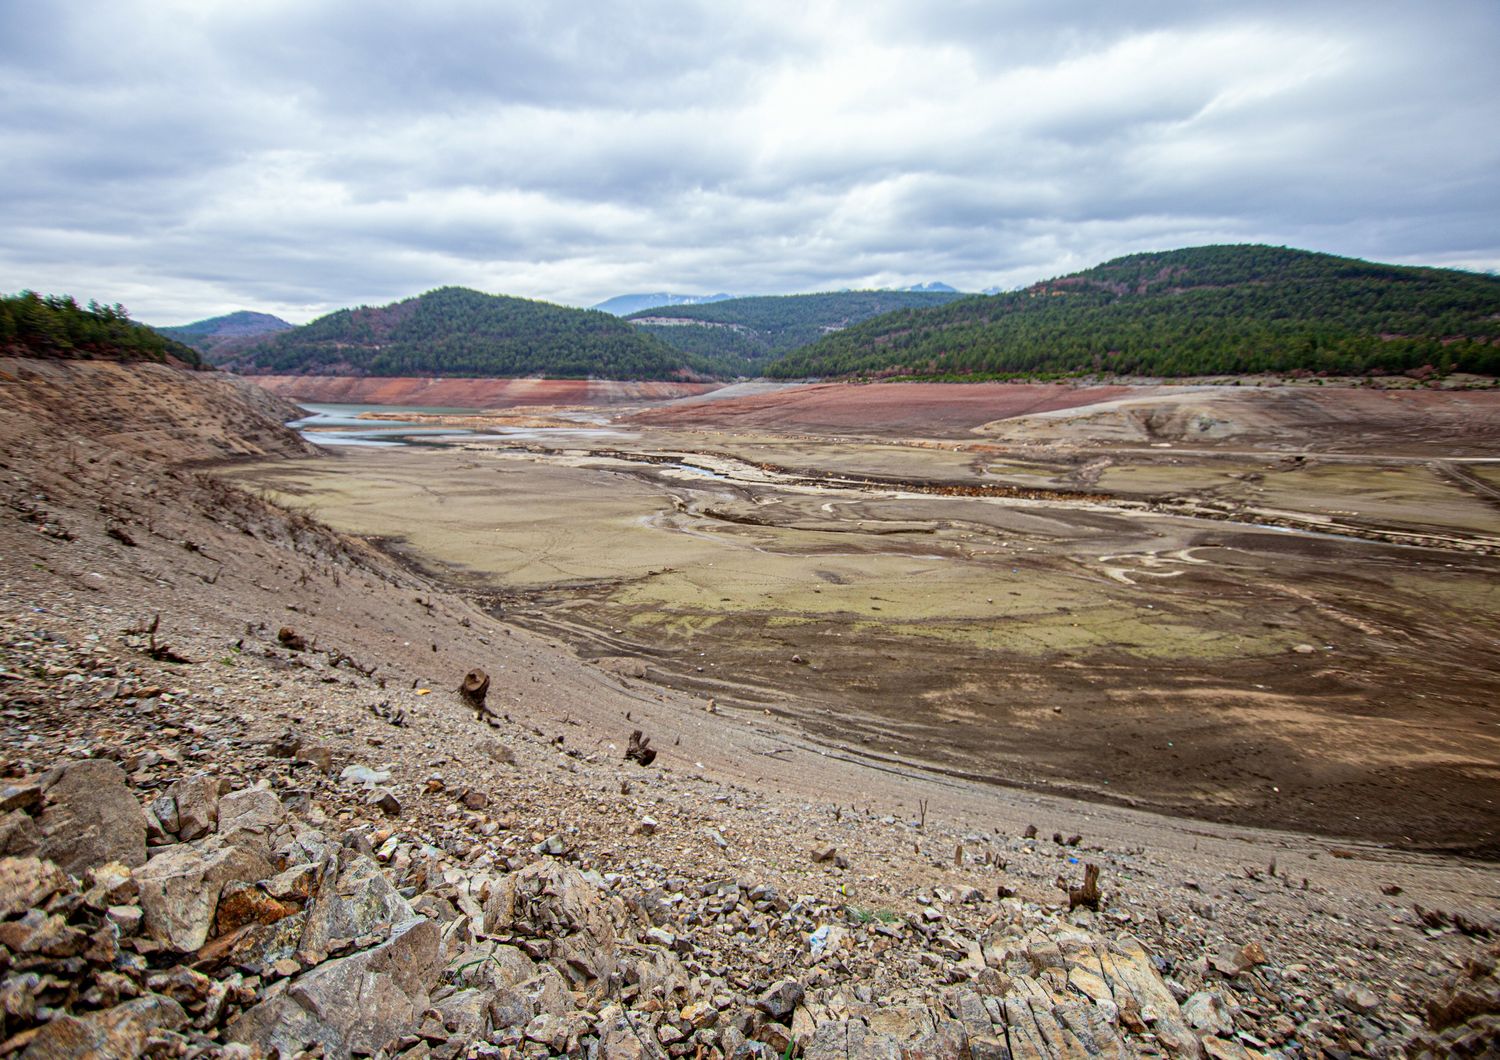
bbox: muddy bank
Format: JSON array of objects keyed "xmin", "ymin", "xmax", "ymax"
[{"xmin": 245, "ymin": 374, "xmax": 723, "ymax": 408}]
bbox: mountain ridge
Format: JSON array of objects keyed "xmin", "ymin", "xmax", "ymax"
[
  {"xmin": 766, "ymin": 244, "xmax": 1500, "ymax": 380},
  {"xmin": 218, "ymin": 286, "xmax": 709, "ymax": 381}
]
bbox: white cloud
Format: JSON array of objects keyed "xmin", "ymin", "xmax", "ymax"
[{"xmin": 0, "ymin": 0, "xmax": 1496, "ymax": 323}]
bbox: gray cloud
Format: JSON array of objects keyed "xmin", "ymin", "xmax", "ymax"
[{"xmin": 1, "ymin": 0, "xmax": 1496, "ymax": 324}]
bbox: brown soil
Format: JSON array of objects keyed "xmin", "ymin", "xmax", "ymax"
[{"xmin": 627, "ymin": 382, "xmax": 1141, "ymax": 437}]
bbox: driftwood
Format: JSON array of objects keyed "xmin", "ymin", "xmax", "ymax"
[
  {"xmin": 460, "ymin": 668, "xmax": 490, "ymax": 711},
  {"xmin": 625, "ymin": 729, "xmax": 657, "ymax": 766},
  {"xmin": 1066, "ymin": 863, "xmax": 1102, "ymax": 911},
  {"xmin": 140, "ymin": 614, "xmax": 191, "ymax": 664}
]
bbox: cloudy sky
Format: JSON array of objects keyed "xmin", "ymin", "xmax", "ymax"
[{"xmin": 2, "ymin": 1, "xmax": 1497, "ymax": 324}]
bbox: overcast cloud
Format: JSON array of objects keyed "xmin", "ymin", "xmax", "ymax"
[{"xmin": 2, "ymin": 0, "xmax": 1497, "ymax": 324}]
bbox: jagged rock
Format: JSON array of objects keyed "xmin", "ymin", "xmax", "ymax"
[
  {"xmin": 367, "ymin": 788, "xmax": 402, "ymax": 816},
  {"xmin": 0, "ymin": 809, "xmax": 41, "ymax": 857},
  {"xmin": 214, "ymin": 880, "xmax": 301, "ymax": 934},
  {"xmin": 229, "ymin": 916, "xmax": 441, "ymax": 1059},
  {"xmin": 34, "ymin": 760, "xmax": 147, "ymax": 875},
  {"xmin": 1335, "ymin": 982, "xmax": 1380, "ymax": 1014},
  {"xmin": 295, "ymin": 743, "xmax": 334, "ymax": 773},
  {"xmin": 166, "ymin": 773, "xmax": 219, "ymax": 841},
  {"xmin": 106, "ymin": 904, "xmax": 143, "ymax": 935},
  {"xmin": 135, "ymin": 837, "xmax": 275, "ymax": 951},
  {"xmin": 217, "ymin": 787, "xmax": 286, "ymax": 850},
  {"xmin": 82, "ymin": 861, "xmax": 137, "ymax": 908},
  {"xmin": 0, "ymin": 856, "xmax": 70, "ymax": 919},
  {"xmin": 1183, "ymin": 990, "xmax": 1235, "ymax": 1036},
  {"xmin": 0, "ymin": 783, "xmax": 43, "ymax": 815},
  {"xmin": 19, "ymin": 993, "xmax": 188, "ymax": 1060},
  {"xmin": 757, "ymin": 979, "xmax": 804, "ymax": 1021},
  {"xmin": 299, "ymin": 848, "xmax": 416, "ymax": 964},
  {"xmin": 803, "ymin": 1020, "xmax": 902, "ymax": 1060},
  {"xmin": 483, "ymin": 861, "xmax": 619, "ymax": 991},
  {"xmin": 431, "ymin": 987, "xmax": 493, "ymax": 1041}
]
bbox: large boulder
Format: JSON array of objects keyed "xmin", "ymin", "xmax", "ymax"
[
  {"xmin": 228, "ymin": 916, "xmax": 441, "ymax": 1059},
  {"xmin": 135, "ymin": 838, "xmax": 275, "ymax": 951},
  {"xmin": 34, "ymin": 760, "xmax": 146, "ymax": 875}
]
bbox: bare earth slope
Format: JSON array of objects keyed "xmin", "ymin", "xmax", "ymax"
[
  {"xmin": 1, "ymin": 362, "xmax": 1497, "ymax": 1057},
  {"xmin": 248, "ymin": 374, "xmax": 722, "ymax": 409}
]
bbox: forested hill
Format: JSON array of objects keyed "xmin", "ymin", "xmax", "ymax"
[
  {"xmin": 157, "ymin": 311, "xmax": 292, "ymax": 361},
  {"xmin": 625, "ymin": 289, "xmax": 967, "ymax": 371},
  {"xmin": 765, "ymin": 246, "xmax": 1500, "ymax": 380},
  {"xmin": 1, "ymin": 291, "xmax": 204, "ymax": 367},
  {"xmin": 218, "ymin": 287, "xmax": 705, "ymax": 380}
]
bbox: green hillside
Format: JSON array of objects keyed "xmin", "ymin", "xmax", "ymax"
[
  {"xmin": 626, "ymin": 290, "xmax": 966, "ymax": 369},
  {"xmin": 156, "ymin": 311, "xmax": 292, "ymax": 361},
  {"xmin": 221, "ymin": 287, "xmax": 706, "ymax": 380},
  {"xmin": 1, "ymin": 291, "xmax": 204, "ymax": 367},
  {"xmin": 765, "ymin": 246, "xmax": 1500, "ymax": 380}
]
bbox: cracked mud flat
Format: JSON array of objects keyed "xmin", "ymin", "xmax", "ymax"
[{"xmin": 230, "ymin": 382, "xmax": 1500, "ymax": 856}]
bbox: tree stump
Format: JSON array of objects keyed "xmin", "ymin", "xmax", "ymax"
[
  {"xmin": 459, "ymin": 668, "xmax": 490, "ymax": 712},
  {"xmin": 625, "ymin": 729, "xmax": 656, "ymax": 766},
  {"xmin": 1068, "ymin": 863, "xmax": 1102, "ymax": 911}
]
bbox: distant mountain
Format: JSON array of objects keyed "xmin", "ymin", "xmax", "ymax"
[
  {"xmin": 592, "ymin": 292, "xmax": 735, "ymax": 316},
  {"xmin": 624, "ymin": 289, "xmax": 967, "ymax": 373},
  {"xmin": 218, "ymin": 286, "xmax": 711, "ymax": 381},
  {"xmin": 900, "ymin": 282, "xmax": 959, "ymax": 293},
  {"xmin": 766, "ymin": 245, "xmax": 1500, "ymax": 380},
  {"xmin": 2, "ymin": 291, "xmax": 203, "ymax": 367},
  {"xmin": 156, "ymin": 310, "xmax": 294, "ymax": 363}
]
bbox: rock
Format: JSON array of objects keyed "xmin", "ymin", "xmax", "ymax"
[
  {"xmin": 20, "ymin": 994, "xmax": 187, "ymax": 1060},
  {"xmin": 0, "ymin": 809, "xmax": 41, "ymax": 857},
  {"xmin": 483, "ymin": 861, "xmax": 619, "ymax": 990},
  {"xmin": 481, "ymin": 739, "xmax": 515, "ymax": 765},
  {"xmin": 1210, "ymin": 941, "xmax": 1268, "ymax": 977},
  {"xmin": 149, "ymin": 792, "xmax": 181, "ymax": 835},
  {"xmin": 136, "ymin": 837, "xmax": 275, "ymax": 951},
  {"xmin": 106, "ymin": 904, "xmax": 143, "ymax": 936},
  {"xmin": 82, "ymin": 861, "xmax": 137, "ymax": 908},
  {"xmin": 0, "ymin": 856, "xmax": 71, "ymax": 919},
  {"xmin": 166, "ymin": 773, "xmax": 219, "ymax": 841},
  {"xmin": 0, "ymin": 782, "xmax": 43, "ymax": 815},
  {"xmin": 299, "ymin": 849, "xmax": 416, "ymax": 964},
  {"xmin": 810, "ymin": 844, "xmax": 837, "ymax": 864},
  {"xmin": 340, "ymin": 764, "xmax": 392, "ymax": 787},
  {"xmin": 214, "ymin": 880, "xmax": 301, "ymax": 934},
  {"xmin": 217, "ymin": 788, "xmax": 287, "ymax": 850},
  {"xmin": 229, "ymin": 916, "xmax": 441, "ymax": 1059},
  {"xmin": 459, "ymin": 789, "xmax": 488, "ymax": 811},
  {"xmin": 634, "ymin": 817, "xmax": 658, "ymax": 836},
  {"xmin": 1335, "ymin": 982, "xmax": 1381, "ymax": 1014},
  {"xmin": 296, "ymin": 743, "xmax": 334, "ymax": 773},
  {"xmin": 35, "ymin": 759, "xmax": 147, "ymax": 874},
  {"xmin": 1182, "ymin": 991, "xmax": 1235, "ymax": 1036},
  {"xmin": 367, "ymin": 788, "xmax": 402, "ymax": 816},
  {"xmin": 757, "ymin": 979, "xmax": 804, "ymax": 1021}
]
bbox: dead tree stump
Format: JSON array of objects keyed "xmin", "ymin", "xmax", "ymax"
[
  {"xmin": 1068, "ymin": 863, "xmax": 1102, "ymax": 911},
  {"xmin": 459, "ymin": 669, "xmax": 491, "ymax": 713},
  {"xmin": 625, "ymin": 730, "xmax": 657, "ymax": 766}
]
